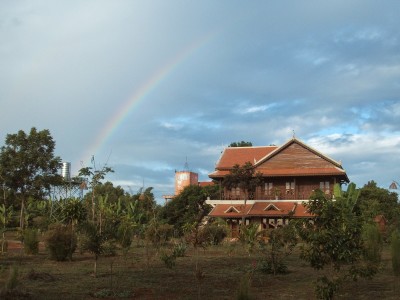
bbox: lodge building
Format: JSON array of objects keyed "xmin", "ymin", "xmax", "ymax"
[{"xmin": 206, "ymin": 137, "xmax": 349, "ymax": 236}]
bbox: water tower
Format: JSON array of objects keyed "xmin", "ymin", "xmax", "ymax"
[
  {"xmin": 174, "ymin": 159, "xmax": 198, "ymax": 195},
  {"xmin": 61, "ymin": 162, "xmax": 71, "ymax": 181},
  {"xmin": 51, "ymin": 162, "xmax": 85, "ymax": 199}
]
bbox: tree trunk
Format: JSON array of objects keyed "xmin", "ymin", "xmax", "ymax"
[
  {"xmin": 19, "ymin": 198, "xmax": 25, "ymax": 230},
  {"xmin": 94, "ymin": 254, "xmax": 98, "ymax": 277}
]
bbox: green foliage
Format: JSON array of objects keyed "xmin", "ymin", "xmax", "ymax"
[
  {"xmin": 257, "ymin": 260, "xmax": 288, "ymax": 275},
  {"xmin": 0, "ymin": 204, "xmax": 13, "ymax": 229},
  {"xmin": 133, "ymin": 187, "xmax": 157, "ymax": 222},
  {"xmin": 23, "ymin": 228, "xmax": 39, "ymax": 255},
  {"xmin": 299, "ymin": 187, "xmax": 363, "ymax": 270},
  {"xmin": 359, "ymin": 180, "xmax": 400, "ymax": 227},
  {"xmin": 298, "ymin": 183, "xmax": 379, "ymax": 299},
  {"xmin": 0, "ymin": 127, "xmax": 62, "ymax": 199},
  {"xmin": 0, "ymin": 127, "xmax": 62, "ymax": 228},
  {"xmin": 239, "ymin": 223, "xmax": 262, "ymax": 254},
  {"xmin": 160, "ymin": 185, "xmax": 216, "ymax": 235},
  {"xmin": 79, "ymin": 222, "xmax": 107, "ymax": 257},
  {"xmin": 222, "ymin": 162, "xmax": 263, "ymax": 199},
  {"xmin": 200, "ymin": 222, "xmax": 228, "ymax": 245},
  {"xmin": 116, "ymin": 221, "xmax": 134, "ymax": 249},
  {"xmin": 160, "ymin": 251, "xmax": 177, "ymax": 269},
  {"xmin": 259, "ymin": 225, "xmax": 297, "ymax": 275},
  {"xmin": 315, "ymin": 276, "xmax": 340, "ymax": 300},
  {"xmin": 172, "ymin": 242, "xmax": 187, "ymax": 257},
  {"xmin": 391, "ymin": 229, "xmax": 400, "ymax": 276},
  {"xmin": 101, "ymin": 239, "xmax": 117, "ymax": 257},
  {"xmin": 45, "ymin": 224, "xmax": 77, "ymax": 261},
  {"xmin": 229, "ymin": 141, "xmax": 253, "ymax": 147},
  {"xmin": 78, "ymin": 161, "xmax": 114, "ymax": 222},
  {"xmin": 222, "ymin": 162, "xmax": 263, "ymax": 223},
  {"xmin": 60, "ymin": 198, "xmax": 87, "ymax": 226},
  {"xmin": 362, "ymin": 223, "xmax": 382, "ymax": 264},
  {"xmin": 145, "ymin": 220, "xmax": 174, "ymax": 248}
]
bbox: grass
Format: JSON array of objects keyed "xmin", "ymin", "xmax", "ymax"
[{"xmin": 0, "ymin": 235, "xmax": 399, "ymax": 299}]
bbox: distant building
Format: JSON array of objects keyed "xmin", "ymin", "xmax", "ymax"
[
  {"xmin": 175, "ymin": 171, "xmax": 198, "ymax": 195},
  {"xmin": 163, "ymin": 164, "xmax": 213, "ymax": 204}
]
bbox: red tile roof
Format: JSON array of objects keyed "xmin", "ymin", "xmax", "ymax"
[
  {"xmin": 209, "ymin": 138, "xmax": 349, "ymax": 182},
  {"xmin": 208, "ymin": 201, "xmax": 313, "ymax": 218},
  {"xmin": 208, "ymin": 203, "xmax": 253, "ymax": 218},
  {"xmin": 198, "ymin": 181, "xmax": 214, "ymax": 187},
  {"xmin": 215, "ymin": 146, "xmax": 277, "ymax": 169}
]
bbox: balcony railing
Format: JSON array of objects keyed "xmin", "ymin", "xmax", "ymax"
[{"xmin": 221, "ymin": 190, "xmax": 332, "ymax": 201}]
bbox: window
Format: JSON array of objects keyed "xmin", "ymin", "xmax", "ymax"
[
  {"xmin": 264, "ymin": 182, "xmax": 273, "ymax": 195},
  {"xmin": 286, "ymin": 181, "xmax": 295, "ymax": 190},
  {"xmin": 236, "ymin": 187, "xmax": 240, "ymax": 196},
  {"xmin": 320, "ymin": 181, "xmax": 330, "ymax": 194},
  {"xmin": 231, "ymin": 187, "xmax": 240, "ymax": 197},
  {"xmin": 286, "ymin": 181, "xmax": 295, "ymax": 194}
]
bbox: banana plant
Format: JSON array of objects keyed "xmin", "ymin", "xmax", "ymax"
[{"xmin": 333, "ymin": 182, "xmax": 360, "ymax": 212}]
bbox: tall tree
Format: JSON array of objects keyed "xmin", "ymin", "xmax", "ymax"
[
  {"xmin": 359, "ymin": 180, "xmax": 400, "ymax": 227},
  {"xmin": 78, "ymin": 158, "xmax": 113, "ymax": 222},
  {"xmin": 160, "ymin": 185, "xmax": 218, "ymax": 235},
  {"xmin": 221, "ymin": 162, "xmax": 263, "ymax": 223},
  {"xmin": 0, "ymin": 127, "xmax": 62, "ymax": 229}
]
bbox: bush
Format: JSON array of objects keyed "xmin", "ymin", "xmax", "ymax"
[
  {"xmin": 172, "ymin": 242, "xmax": 187, "ymax": 257},
  {"xmin": 362, "ymin": 223, "xmax": 382, "ymax": 264},
  {"xmin": 32, "ymin": 216, "xmax": 50, "ymax": 232},
  {"xmin": 23, "ymin": 228, "xmax": 39, "ymax": 255},
  {"xmin": 258, "ymin": 260, "xmax": 288, "ymax": 275},
  {"xmin": 45, "ymin": 224, "xmax": 77, "ymax": 261},
  {"xmin": 145, "ymin": 222, "xmax": 174, "ymax": 248},
  {"xmin": 101, "ymin": 239, "xmax": 117, "ymax": 257},
  {"xmin": 200, "ymin": 223, "xmax": 227, "ymax": 245},
  {"xmin": 160, "ymin": 252, "xmax": 177, "ymax": 269}
]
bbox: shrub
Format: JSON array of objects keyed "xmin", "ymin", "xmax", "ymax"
[
  {"xmin": 200, "ymin": 223, "xmax": 227, "ymax": 245},
  {"xmin": 45, "ymin": 224, "xmax": 77, "ymax": 261},
  {"xmin": 258, "ymin": 260, "xmax": 288, "ymax": 275},
  {"xmin": 172, "ymin": 242, "xmax": 187, "ymax": 257},
  {"xmin": 116, "ymin": 221, "xmax": 133, "ymax": 249},
  {"xmin": 23, "ymin": 228, "xmax": 39, "ymax": 255},
  {"xmin": 160, "ymin": 252, "xmax": 177, "ymax": 269},
  {"xmin": 362, "ymin": 223, "xmax": 382, "ymax": 264},
  {"xmin": 145, "ymin": 221, "xmax": 174, "ymax": 248},
  {"xmin": 32, "ymin": 216, "xmax": 50, "ymax": 232},
  {"xmin": 101, "ymin": 239, "xmax": 117, "ymax": 257}
]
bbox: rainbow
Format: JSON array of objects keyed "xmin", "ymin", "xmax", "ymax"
[{"xmin": 80, "ymin": 32, "xmax": 217, "ymax": 165}]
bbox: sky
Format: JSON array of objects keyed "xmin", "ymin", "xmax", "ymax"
[{"xmin": 1, "ymin": 0, "xmax": 400, "ymax": 203}]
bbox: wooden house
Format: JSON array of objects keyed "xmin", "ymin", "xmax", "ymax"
[{"xmin": 206, "ymin": 137, "xmax": 349, "ymax": 236}]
